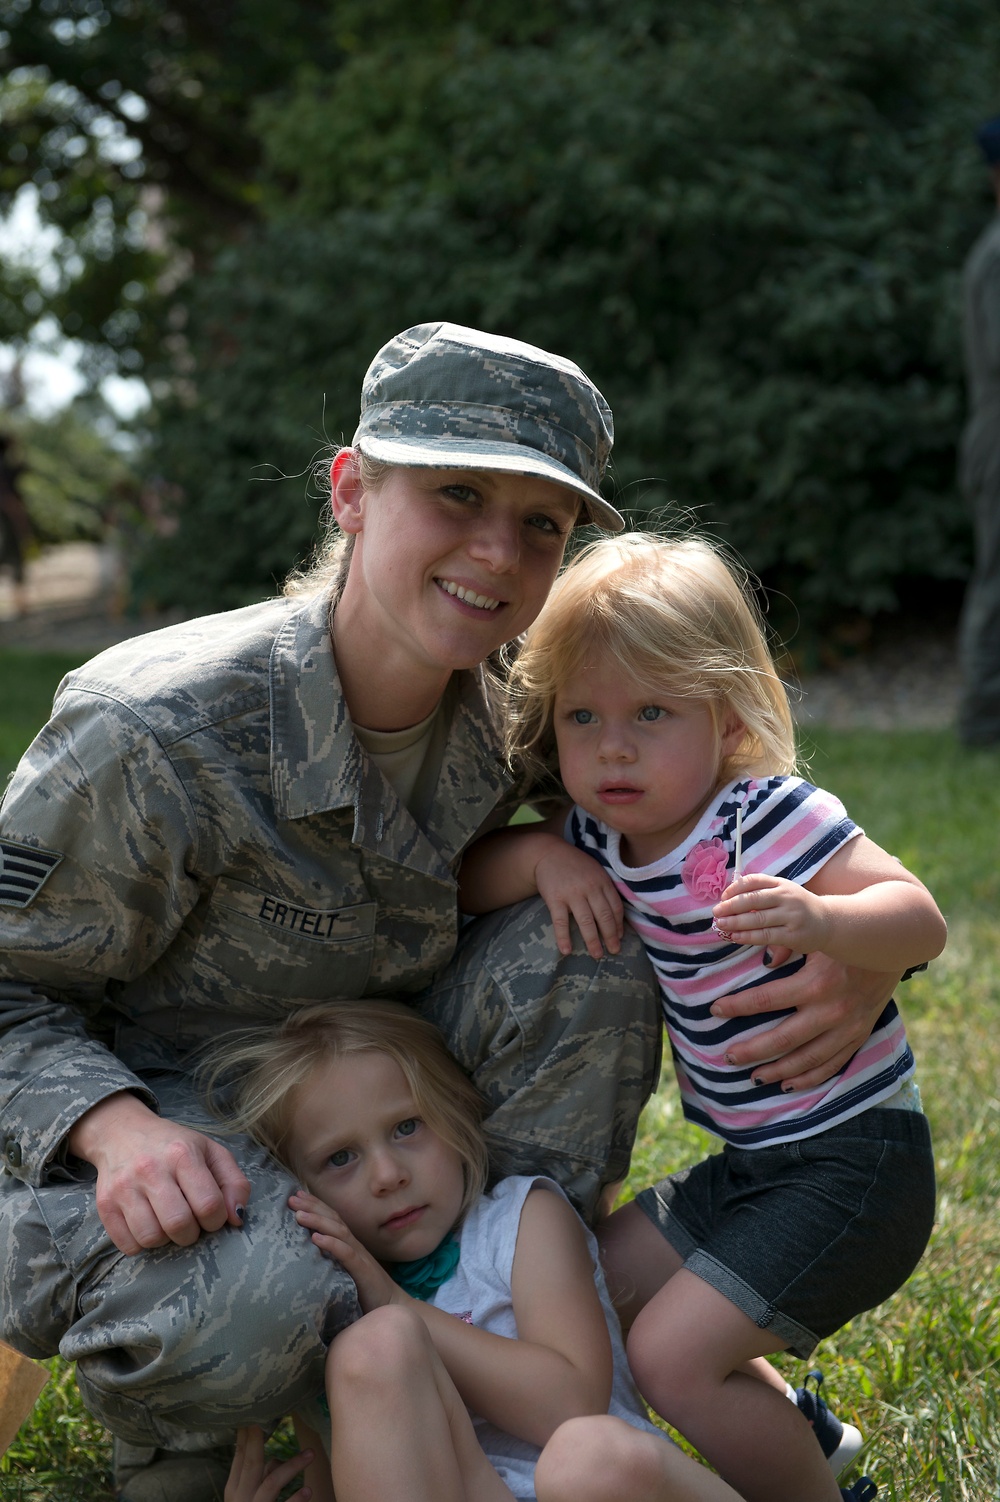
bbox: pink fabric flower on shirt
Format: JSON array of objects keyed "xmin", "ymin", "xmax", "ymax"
[{"xmin": 681, "ymin": 837, "xmax": 731, "ymax": 900}]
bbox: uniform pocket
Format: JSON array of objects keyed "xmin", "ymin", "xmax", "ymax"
[{"xmin": 194, "ymin": 876, "xmax": 376, "ymax": 1004}]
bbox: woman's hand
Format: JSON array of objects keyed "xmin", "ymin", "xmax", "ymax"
[
  {"xmin": 68, "ymin": 1092, "xmax": 251, "ymax": 1256},
  {"xmin": 709, "ymin": 950, "xmax": 900, "ymax": 1091},
  {"xmin": 534, "ymin": 844, "xmax": 624, "ymax": 959},
  {"xmin": 225, "ymin": 1426, "xmax": 313, "ymax": 1502},
  {"xmin": 289, "ymin": 1190, "xmax": 402, "ymax": 1312}
]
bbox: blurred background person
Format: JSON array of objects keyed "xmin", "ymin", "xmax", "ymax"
[{"xmin": 957, "ymin": 113, "xmax": 1000, "ymax": 747}]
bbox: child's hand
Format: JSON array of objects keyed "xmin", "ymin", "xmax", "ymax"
[
  {"xmin": 534, "ymin": 844, "xmax": 624, "ymax": 959},
  {"xmin": 289, "ymin": 1190, "xmax": 400, "ymax": 1312},
  {"xmin": 712, "ymin": 873, "xmax": 829, "ymax": 954},
  {"xmin": 225, "ymin": 1425, "xmax": 313, "ymax": 1502}
]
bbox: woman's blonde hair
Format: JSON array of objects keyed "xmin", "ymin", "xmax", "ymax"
[
  {"xmin": 199, "ymin": 1000, "xmax": 490, "ymax": 1219},
  {"xmin": 507, "ymin": 532, "xmax": 797, "ymax": 789}
]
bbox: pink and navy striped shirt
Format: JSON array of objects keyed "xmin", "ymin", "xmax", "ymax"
[{"xmin": 568, "ymin": 775, "xmax": 915, "ymax": 1148}]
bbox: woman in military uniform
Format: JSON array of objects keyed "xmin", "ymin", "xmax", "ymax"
[{"xmin": 0, "ymin": 323, "xmax": 896, "ymax": 1500}]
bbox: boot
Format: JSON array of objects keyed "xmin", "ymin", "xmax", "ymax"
[{"xmin": 113, "ymin": 1437, "xmax": 233, "ymax": 1502}]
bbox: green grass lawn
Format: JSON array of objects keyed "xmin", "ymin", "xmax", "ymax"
[
  {"xmin": 0, "ymin": 651, "xmax": 89, "ymax": 789},
  {"xmin": 1, "ymin": 652, "xmax": 998, "ymax": 1500}
]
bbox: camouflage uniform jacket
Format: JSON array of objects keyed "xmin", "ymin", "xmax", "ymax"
[{"xmin": 0, "ymin": 589, "xmax": 518, "ymax": 1189}]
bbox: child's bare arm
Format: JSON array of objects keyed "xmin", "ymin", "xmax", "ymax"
[
  {"xmin": 458, "ymin": 812, "xmax": 571, "ymax": 911},
  {"xmin": 294, "ymin": 1184, "xmax": 614, "ymax": 1448},
  {"xmin": 412, "ymin": 1186, "xmax": 614, "ymax": 1447},
  {"xmin": 458, "ymin": 815, "xmax": 624, "ymax": 959},
  {"xmin": 711, "ymin": 835, "xmax": 947, "ymax": 971}
]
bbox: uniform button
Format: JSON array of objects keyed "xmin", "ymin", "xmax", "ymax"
[{"xmin": 4, "ymin": 1140, "xmax": 22, "ymax": 1168}]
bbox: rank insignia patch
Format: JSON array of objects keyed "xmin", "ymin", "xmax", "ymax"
[{"xmin": 0, "ymin": 840, "xmax": 63, "ymax": 908}]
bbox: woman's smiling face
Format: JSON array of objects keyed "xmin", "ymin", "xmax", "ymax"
[{"xmin": 333, "ymin": 461, "xmax": 580, "ymax": 685}]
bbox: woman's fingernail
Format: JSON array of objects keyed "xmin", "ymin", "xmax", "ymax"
[
  {"xmin": 724, "ymin": 1051, "xmax": 736, "ymax": 1065},
  {"xmin": 235, "ymin": 1204, "xmax": 245, "ymax": 1223},
  {"xmin": 752, "ymin": 1075, "xmax": 765, "ymax": 1087},
  {"xmin": 763, "ymin": 949, "xmax": 772, "ymax": 965}
]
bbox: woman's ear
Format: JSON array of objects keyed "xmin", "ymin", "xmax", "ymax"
[{"xmin": 329, "ymin": 448, "xmax": 365, "ymax": 535}]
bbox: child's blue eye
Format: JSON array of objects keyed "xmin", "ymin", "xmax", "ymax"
[
  {"xmin": 639, "ymin": 706, "xmax": 664, "ymax": 722},
  {"xmin": 329, "ymin": 1149, "xmax": 353, "ymax": 1168},
  {"xmin": 396, "ymin": 1118, "xmax": 418, "ymax": 1138},
  {"xmin": 572, "ymin": 709, "xmax": 595, "ymax": 724}
]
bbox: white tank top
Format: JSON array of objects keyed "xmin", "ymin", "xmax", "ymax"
[{"xmin": 429, "ymin": 1175, "xmax": 665, "ymax": 1500}]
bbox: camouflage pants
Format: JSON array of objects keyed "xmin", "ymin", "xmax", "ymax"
[{"xmin": 0, "ymin": 898, "xmax": 660, "ymax": 1447}]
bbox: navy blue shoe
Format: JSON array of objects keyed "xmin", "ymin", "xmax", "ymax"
[
  {"xmin": 840, "ymin": 1479, "xmax": 878, "ymax": 1502},
  {"xmin": 796, "ymin": 1368, "xmax": 864, "ymax": 1475}
]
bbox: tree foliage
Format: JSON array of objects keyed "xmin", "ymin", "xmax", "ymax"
[
  {"xmin": 4, "ymin": 0, "xmax": 1000, "ymax": 627},
  {"xmin": 3, "ymin": 402, "xmax": 139, "ymax": 542},
  {"xmin": 19, "ymin": 404, "xmax": 137, "ymax": 543},
  {"xmin": 0, "ymin": 0, "xmax": 337, "ymax": 370}
]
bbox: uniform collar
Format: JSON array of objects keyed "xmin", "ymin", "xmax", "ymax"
[{"xmin": 269, "ymin": 591, "xmax": 514, "ymax": 868}]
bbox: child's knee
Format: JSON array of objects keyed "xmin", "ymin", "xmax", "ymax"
[
  {"xmin": 627, "ymin": 1309, "xmax": 715, "ymax": 1420},
  {"xmin": 327, "ymin": 1304, "xmax": 429, "ymax": 1394},
  {"xmin": 628, "ymin": 1316, "xmax": 676, "ymax": 1401},
  {"xmin": 537, "ymin": 1415, "xmax": 658, "ymax": 1501},
  {"xmin": 536, "ymin": 1416, "xmax": 611, "ymax": 1499}
]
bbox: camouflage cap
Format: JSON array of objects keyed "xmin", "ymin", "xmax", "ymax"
[{"xmin": 352, "ymin": 322, "xmax": 624, "ymax": 531}]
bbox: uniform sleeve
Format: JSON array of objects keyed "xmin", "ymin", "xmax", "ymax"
[{"xmin": 0, "ymin": 684, "xmax": 202, "ymax": 1184}]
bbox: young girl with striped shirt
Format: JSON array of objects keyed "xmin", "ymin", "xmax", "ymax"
[{"xmin": 459, "ymin": 533, "xmax": 945, "ymax": 1502}]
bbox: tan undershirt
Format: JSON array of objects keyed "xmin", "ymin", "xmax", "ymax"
[{"xmin": 353, "ymin": 701, "xmax": 449, "ymax": 826}]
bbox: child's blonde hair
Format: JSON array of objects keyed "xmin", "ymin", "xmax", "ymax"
[
  {"xmin": 200, "ymin": 1000, "xmax": 490, "ymax": 1220},
  {"xmin": 507, "ymin": 532, "xmax": 797, "ymax": 789}
]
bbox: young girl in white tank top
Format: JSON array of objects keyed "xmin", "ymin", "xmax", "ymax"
[{"xmin": 210, "ymin": 1000, "xmax": 746, "ymax": 1502}]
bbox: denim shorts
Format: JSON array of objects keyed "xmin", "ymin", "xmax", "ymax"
[{"xmin": 635, "ymin": 1106, "xmax": 935, "ymax": 1359}]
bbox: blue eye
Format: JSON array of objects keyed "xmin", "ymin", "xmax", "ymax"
[
  {"xmin": 328, "ymin": 1148, "xmax": 353, "ymax": 1168},
  {"xmin": 639, "ymin": 706, "xmax": 664, "ymax": 722},
  {"xmin": 572, "ymin": 709, "xmax": 595, "ymax": 725},
  {"xmin": 396, "ymin": 1118, "xmax": 418, "ymax": 1138}
]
